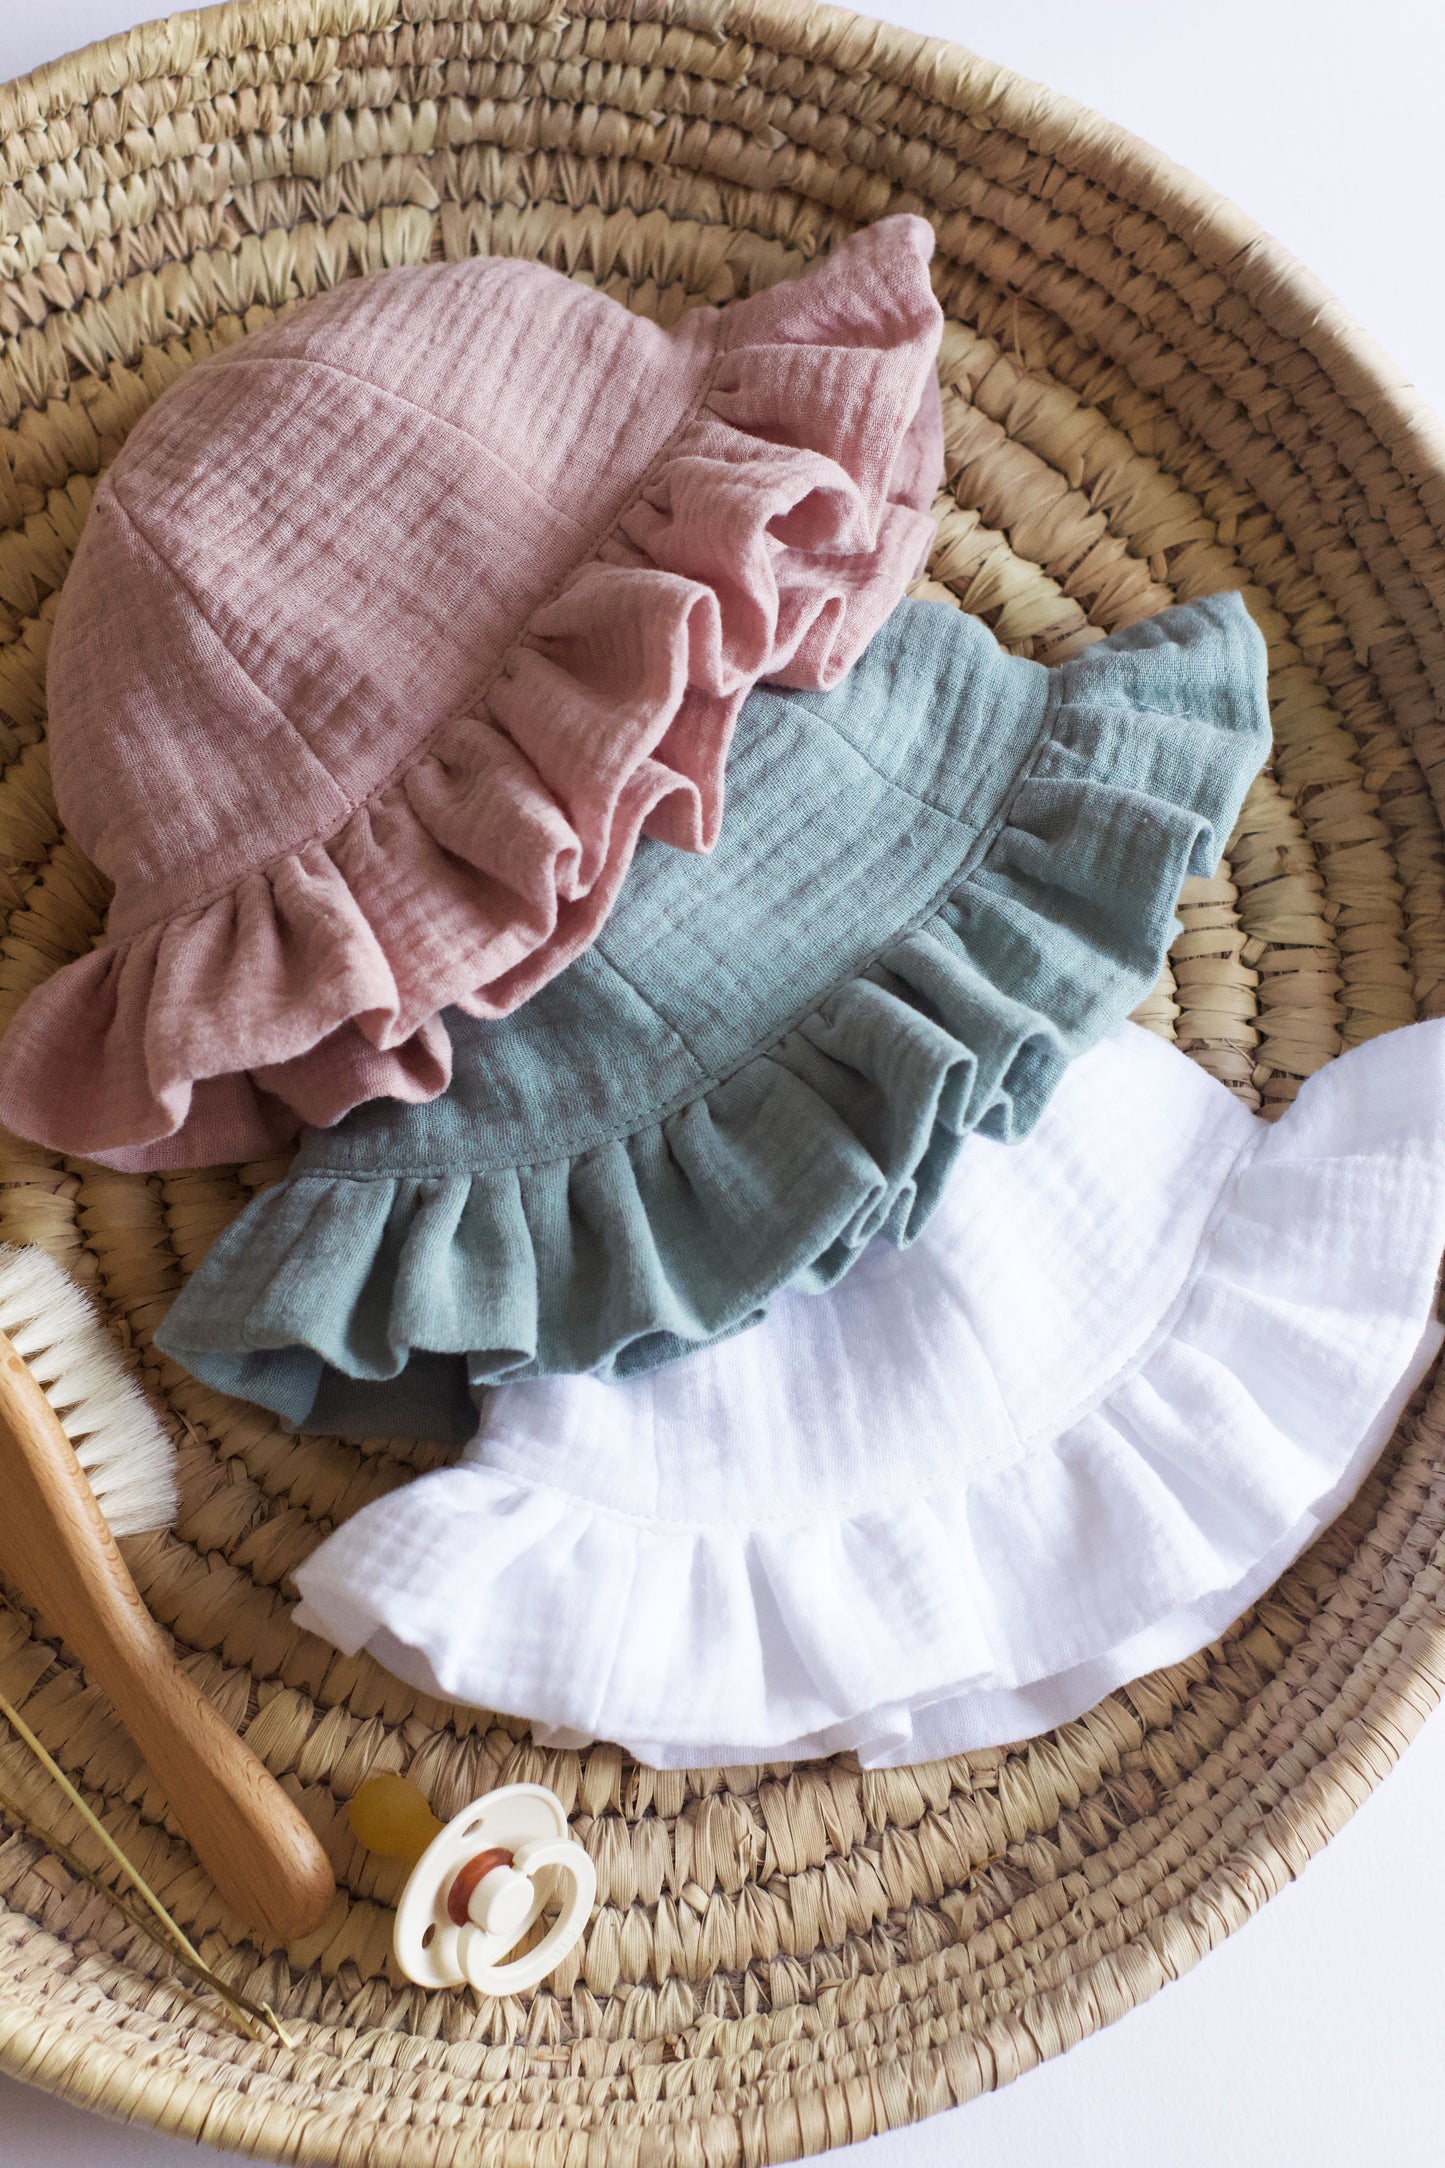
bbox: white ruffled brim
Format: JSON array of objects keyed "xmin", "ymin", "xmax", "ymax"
[{"xmin": 293, "ymin": 1022, "xmax": 1445, "ymax": 1767}]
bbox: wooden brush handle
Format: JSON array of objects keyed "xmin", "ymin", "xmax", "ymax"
[{"xmin": 0, "ymin": 1333, "xmax": 334, "ymax": 1942}]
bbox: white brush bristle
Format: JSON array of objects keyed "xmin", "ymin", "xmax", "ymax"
[{"xmin": 0, "ymin": 1245, "xmax": 178, "ymax": 1538}]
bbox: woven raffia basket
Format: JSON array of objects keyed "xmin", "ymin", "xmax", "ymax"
[{"xmin": 3, "ymin": 2, "xmax": 1445, "ymax": 2159}]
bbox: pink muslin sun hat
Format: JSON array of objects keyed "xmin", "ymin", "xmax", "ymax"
[{"xmin": 0, "ymin": 217, "xmax": 943, "ymax": 1170}]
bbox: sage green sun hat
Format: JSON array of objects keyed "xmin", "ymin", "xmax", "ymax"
[{"xmin": 157, "ymin": 589, "xmax": 1269, "ymax": 1440}]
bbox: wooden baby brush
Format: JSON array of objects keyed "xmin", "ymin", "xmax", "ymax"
[{"xmin": 0, "ymin": 1244, "xmax": 334, "ymax": 1942}]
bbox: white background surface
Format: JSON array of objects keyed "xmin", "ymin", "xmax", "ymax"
[{"xmin": 2, "ymin": 3, "xmax": 1444, "ymax": 2163}]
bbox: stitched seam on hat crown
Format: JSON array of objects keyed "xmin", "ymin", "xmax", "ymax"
[
  {"xmin": 780, "ymin": 691, "xmax": 1003, "ymax": 827},
  {"xmin": 289, "ymin": 667, "xmax": 1070, "ymax": 1180},
  {"xmin": 92, "ymin": 292, "xmax": 745, "ymax": 936},
  {"xmin": 103, "ymin": 482, "xmax": 336, "ymax": 802},
  {"xmin": 582, "ymin": 682, "xmax": 1002, "ymax": 1045},
  {"xmin": 213, "ymin": 352, "xmax": 597, "ymax": 534}
]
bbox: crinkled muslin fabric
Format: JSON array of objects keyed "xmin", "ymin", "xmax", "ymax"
[
  {"xmin": 289, "ymin": 1020, "xmax": 1445, "ymax": 1768},
  {"xmin": 157, "ymin": 590, "xmax": 1270, "ymax": 1426},
  {"xmin": 0, "ymin": 217, "xmax": 944, "ymax": 1171}
]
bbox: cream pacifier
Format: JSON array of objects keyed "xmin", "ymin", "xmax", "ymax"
[{"xmin": 351, "ymin": 1773, "xmax": 595, "ymax": 1991}]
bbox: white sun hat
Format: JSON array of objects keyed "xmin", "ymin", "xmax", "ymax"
[{"xmin": 291, "ymin": 1018, "xmax": 1445, "ymax": 1766}]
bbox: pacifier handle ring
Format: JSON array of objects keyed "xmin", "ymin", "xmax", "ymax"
[{"xmin": 459, "ymin": 1834, "xmax": 597, "ymax": 1994}]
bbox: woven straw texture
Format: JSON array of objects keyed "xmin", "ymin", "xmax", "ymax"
[{"xmin": 3, "ymin": 2, "xmax": 1445, "ymax": 2160}]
